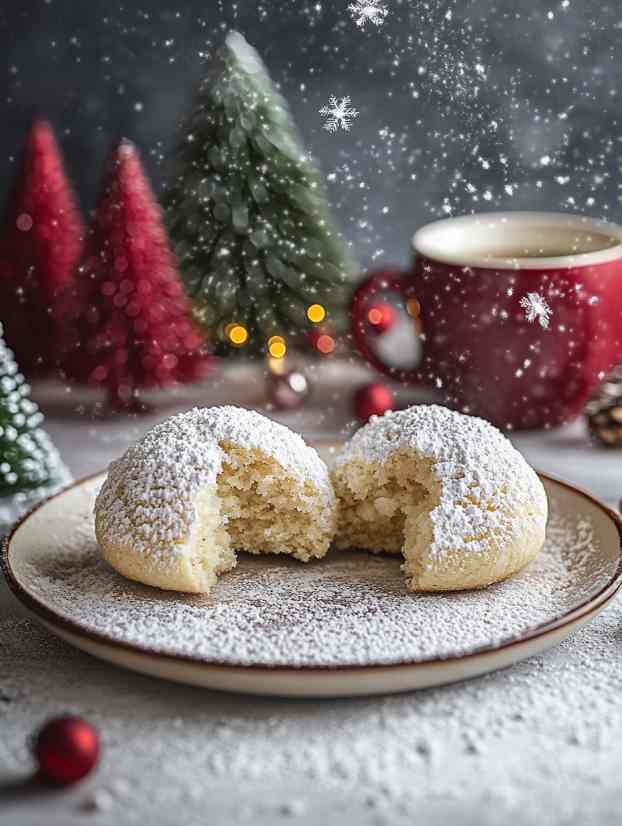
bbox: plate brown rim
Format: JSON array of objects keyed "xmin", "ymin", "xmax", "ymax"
[{"xmin": 3, "ymin": 470, "xmax": 622, "ymax": 674}]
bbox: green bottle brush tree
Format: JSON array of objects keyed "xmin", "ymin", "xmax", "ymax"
[
  {"xmin": 165, "ymin": 31, "xmax": 356, "ymax": 358},
  {"xmin": 0, "ymin": 325, "xmax": 70, "ymax": 531}
]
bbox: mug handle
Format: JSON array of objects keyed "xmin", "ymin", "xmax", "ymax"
[{"xmin": 351, "ymin": 268, "xmax": 424, "ymax": 385}]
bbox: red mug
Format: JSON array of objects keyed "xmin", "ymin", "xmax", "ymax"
[{"xmin": 351, "ymin": 212, "xmax": 622, "ymax": 430}]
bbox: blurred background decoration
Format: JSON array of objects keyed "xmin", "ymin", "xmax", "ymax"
[
  {"xmin": 164, "ymin": 31, "xmax": 356, "ymax": 359},
  {"xmin": 1, "ymin": 0, "xmax": 619, "ymax": 269},
  {"xmin": 0, "ymin": 0, "xmax": 620, "ymax": 428}
]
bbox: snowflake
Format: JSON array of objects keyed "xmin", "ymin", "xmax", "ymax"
[
  {"xmin": 519, "ymin": 292, "xmax": 553, "ymax": 329},
  {"xmin": 348, "ymin": 0, "xmax": 389, "ymax": 29},
  {"xmin": 319, "ymin": 96, "xmax": 359, "ymax": 133}
]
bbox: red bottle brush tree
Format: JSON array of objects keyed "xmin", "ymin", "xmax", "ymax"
[
  {"xmin": 0, "ymin": 120, "xmax": 84, "ymax": 375},
  {"xmin": 59, "ymin": 140, "xmax": 213, "ymax": 411}
]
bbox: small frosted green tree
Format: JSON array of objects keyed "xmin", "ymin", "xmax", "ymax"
[
  {"xmin": 165, "ymin": 31, "xmax": 356, "ymax": 357},
  {"xmin": 0, "ymin": 325, "xmax": 68, "ymax": 500}
]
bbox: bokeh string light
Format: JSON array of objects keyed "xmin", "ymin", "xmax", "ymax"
[
  {"xmin": 267, "ymin": 335, "xmax": 287, "ymax": 359},
  {"xmin": 226, "ymin": 323, "xmax": 249, "ymax": 347},
  {"xmin": 306, "ymin": 303, "xmax": 326, "ymax": 323}
]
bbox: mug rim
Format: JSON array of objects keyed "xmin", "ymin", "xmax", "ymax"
[{"xmin": 412, "ymin": 211, "xmax": 622, "ymax": 270}]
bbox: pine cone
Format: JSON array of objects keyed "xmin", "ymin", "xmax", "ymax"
[{"xmin": 586, "ymin": 368, "xmax": 622, "ymax": 447}]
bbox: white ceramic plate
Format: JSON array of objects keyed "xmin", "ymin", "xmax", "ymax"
[{"xmin": 3, "ymin": 469, "xmax": 622, "ymax": 698}]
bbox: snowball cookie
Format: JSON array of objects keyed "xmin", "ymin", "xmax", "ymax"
[
  {"xmin": 95, "ymin": 406, "xmax": 337, "ymax": 593},
  {"xmin": 332, "ymin": 405, "xmax": 548, "ymax": 592}
]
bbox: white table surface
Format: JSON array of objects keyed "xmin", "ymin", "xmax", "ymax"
[{"xmin": 2, "ymin": 363, "xmax": 622, "ymax": 826}]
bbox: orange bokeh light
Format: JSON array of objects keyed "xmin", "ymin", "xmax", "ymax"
[
  {"xmin": 316, "ymin": 334, "xmax": 335, "ymax": 355},
  {"xmin": 406, "ymin": 298, "xmax": 421, "ymax": 317},
  {"xmin": 367, "ymin": 307, "xmax": 383, "ymax": 325}
]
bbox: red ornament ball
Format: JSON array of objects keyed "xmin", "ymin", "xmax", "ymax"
[
  {"xmin": 353, "ymin": 382, "xmax": 394, "ymax": 423},
  {"xmin": 268, "ymin": 368, "xmax": 311, "ymax": 411},
  {"xmin": 34, "ymin": 716, "xmax": 100, "ymax": 786},
  {"xmin": 366, "ymin": 302, "xmax": 397, "ymax": 335}
]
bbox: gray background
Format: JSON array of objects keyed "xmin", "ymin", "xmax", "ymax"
[{"xmin": 1, "ymin": 0, "xmax": 620, "ymax": 269}]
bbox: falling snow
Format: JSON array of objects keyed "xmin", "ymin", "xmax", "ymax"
[
  {"xmin": 2, "ymin": 2, "xmax": 619, "ymax": 265},
  {"xmin": 3, "ymin": 5, "xmax": 622, "ymax": 821},
  {"xmin": 348, "ymin": 0, "xmax": 389, "ymax": 29},
  {"xmin": 520, "ymin": 293, "xmax": 553, "ymax": 329},
  {"xmin": 319, "ymin": 95, "xmax": 360, "ymax": 133},
  {"xmin": 1, "ymin": 1, "xmax": 620, "ymax": 426}
]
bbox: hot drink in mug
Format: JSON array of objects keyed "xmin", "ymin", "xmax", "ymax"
[{"xmin": 352, "ymin": 212, "xmax": 622, "ymax": 430}]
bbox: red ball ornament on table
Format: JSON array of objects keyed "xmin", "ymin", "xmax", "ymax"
[
  {"xmin": 34, "ymin": 716, "xmax": 100, "ymax": 786},
  {"xmin": 268, "ymin": 367, "xmax": 311, "ymax": 411},
  {"xmin": 353, "ymin": 382, "xmax": 394, "ymax": 423},
  {"xmin": 366, "ymin": 302, "xmax": 397, "ymax": 335}
]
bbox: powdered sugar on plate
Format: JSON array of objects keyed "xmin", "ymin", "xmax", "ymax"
[{"xmin": 12, "ymin": 475, "xmax": 616, "ymax": 668}]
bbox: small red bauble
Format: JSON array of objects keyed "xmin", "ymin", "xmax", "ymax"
[
  {"xmin": 353, "ymin": 382, "xmax": 394, "ymax": 423},
  {"xmin": 366, "ymin": 302, "xmax": 397, "ymax": 335},
  {"xmin": 34, "ymin": 716, "xmax": 100, "ymax": 786},
  {"xmin": 267, "ymin": 368, "xmax": 311, "ymax": 411}
]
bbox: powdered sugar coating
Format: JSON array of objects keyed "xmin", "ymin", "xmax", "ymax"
[
  {"xmin": 336, "ymin": 405, "xmax": 547, "ymax": 558},
  {"xmin": 197, "ymin": 406, "xmax": 335, "ymax": 506},
  {"xmin": 95, "ymin": 406, "xmax": 335, "ymax": 567},
  {"xmin": 95, "ymin": 413, "xmax": 223, "ymax": 564}
]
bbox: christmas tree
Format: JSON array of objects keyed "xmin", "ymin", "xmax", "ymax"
[
  {"xmin": 165, "ymin": 31, "xmax": 356, "ymax": 358},
  {"xmin": 0, "ymin": 324, "xmax": 68, "ymax": 498},
  {"xmin": 58, "ymin": 140, "xmax": 213, "ymax": 411},
  {"xmin": 0, "ymin": 120, "xmax": 84, "ymax": 375}
]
